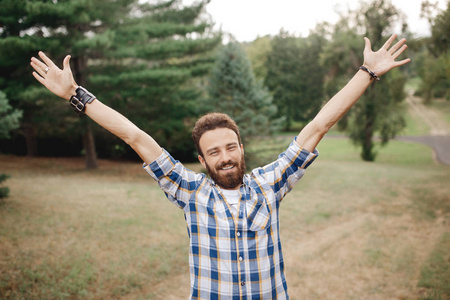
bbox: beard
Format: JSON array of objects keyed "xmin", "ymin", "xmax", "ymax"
[{"xmin": 205, "ymin": 154, "xmax": 246, "ymax": 189}]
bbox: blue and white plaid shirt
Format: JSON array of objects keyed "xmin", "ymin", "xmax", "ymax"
[{"xmin": 143, "ymin": 138, "xmax": 318, "ymax": 299}]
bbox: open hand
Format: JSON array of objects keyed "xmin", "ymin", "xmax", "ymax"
[
  {"xmin": 363, "ymin": 34, "xmax": 411, "ymax": 77},
  {"xmin": 30, "ymin": 52, "xmax": 78, "ymax": 101}
]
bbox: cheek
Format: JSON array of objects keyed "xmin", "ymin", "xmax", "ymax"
[{"xmin": 205, "ymin": 157, "xmax": 219, "ymax": 168}]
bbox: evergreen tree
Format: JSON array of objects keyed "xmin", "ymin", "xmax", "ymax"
[
  {"xmin": 0, "ymin": 0, "xmax": 220, "ymax": 166},
  {"xmin": 88, "ymin": 0, "xmax": 221, "ymax": 162},
  {"xmin": 0, "ymin": 90, "xmax": 22, "ymax": 198},
  {"xmin": 206, "ymin": 42, "xmax": 282, "ymax": 145}
]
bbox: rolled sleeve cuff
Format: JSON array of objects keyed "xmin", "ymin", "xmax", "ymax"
[
  {"xmin": 142, "ymin": 149, "xmax": 177, "ymax": 181},
  {"xmin": 286, "ymin": 137, "xmax": 319, "ymax": 169}
]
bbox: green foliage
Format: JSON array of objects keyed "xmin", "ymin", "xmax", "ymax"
[
  {"xmin": 0, "ymin": 0, "xmax": 221, "ymax": 162},
  {"xmin": 0, "ymin": 91, "xmax": 22, "ymax": 139},
  {"xmin": 84, "ymin": 1, "xmax": 221, "ymax": 161},
  {"xmin": 321, "ymin": 0, "xmax": 407, "ymax": 161},
  {"xmin": 265, "ymin": 30, "xmax": 327, "ymax": 130},
  {"xmin": 242, "ymin": 35, "xmax": 272, "ymax": 80},
  {"xmin": 0, "ymin": 173, "xmax": 10, "ymax": 199},
  {"xmin": 417, "ymin": 1, "xmax": 450, "ymax": 102},
  {"xmin": 0, "ymin": 91, "xmax": 21, "ymax": 199},
  {"xmin": 206, "ymin": 42, "xmax": 282, "ymax": 143}
]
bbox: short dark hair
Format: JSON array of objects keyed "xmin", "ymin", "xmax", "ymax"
[{"xmin": 192, "ymin": 112, "xmax": 241, "ymax": 157}]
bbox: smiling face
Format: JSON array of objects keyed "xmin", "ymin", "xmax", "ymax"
[{"xmin": 198, "ymin": 127, "xmax": 246, "ymax": 190}]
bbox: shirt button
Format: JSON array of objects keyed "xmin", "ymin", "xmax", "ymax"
[
  {"xmin": 237, "ymin": 232, "xmax": 241, "ymax": 237},
  {"xmin": 239, "ymin": 256, "xmax": 243, "ymax": 261},
  {"xmin": 241, "ymin": 281, "xmax": 245, "ymax": 286}
]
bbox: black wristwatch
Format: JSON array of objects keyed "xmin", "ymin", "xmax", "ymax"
[{"xmin": 69, "ymin": 86, "xmax": 96, "ymax": 115}]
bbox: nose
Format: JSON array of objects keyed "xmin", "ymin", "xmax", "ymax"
[{"xmin": 219, "ymin": 151, "xmax": 233, "ymax": 165}]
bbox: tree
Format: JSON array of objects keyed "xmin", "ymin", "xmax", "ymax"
[
  {"xmin": 242, "ymin": 35, "xmax": 272, "ymax": 81},
  {"xmin": 88, "ymin": 0, "xmax": 221, "ymax": 162},
  {"xmin": 322, "ymin": 0, "xmax": 408, "ymax": 161},
  {"xmin": 0, "ymin": 0, "xmax": 220, "ymax": 167},
  {"xmin": 0, "ymin": 0, "xmax": 134, "ymax": 165},
  {"xmin": 0, "ymin": 90, "xmax": 22, "ymax": 198},
  {"xmin": 418, "ymin": 0, "xmax": 450, "ymax": 102},
  {"xmin": 264, "ymin": 30, "xmax": 327, "ymax": 130},
  {"xmin": 205, "ymin": 42, "xmax": 282, "ymax": 154}
]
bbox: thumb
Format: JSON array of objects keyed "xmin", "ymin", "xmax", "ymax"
[
  {"xmin": 363, "ymin": 37, "xmax": 372, "ymax": 53},
  {"xmin": 63, "ymin": 55, "xmax": 71, "ymax": 71}
]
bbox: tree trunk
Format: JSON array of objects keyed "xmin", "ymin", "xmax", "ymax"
[
  {"xmin": 23, "ymin": 123, "xmax": 38, "ymax": 157},
  {"xmin": 362, "ymin": 116, "xmax": 375, "ymax": 161},
  {"xmin": 73, "ymin": 56, "xmax": 98, "ymax": 169},
  {"xmin": 361, "ymin": 86, "xmax": 376, "ymax": 162},
  {"xmin": 83, "ymin": 123, "xmax": 98, "ymax": 169}
]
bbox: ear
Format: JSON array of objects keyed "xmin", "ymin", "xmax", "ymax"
[
  {"xmin": 198, "ymin": 155, "xmax": 206, "ymax": 168},
  {"xmin": 240, "ymin": 144, "xmax": 244, "ymax": 154}
]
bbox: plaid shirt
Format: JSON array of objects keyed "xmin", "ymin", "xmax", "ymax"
[{"xmin": 143, "ymin": 138, "xmax": 318, "ymax": 299}]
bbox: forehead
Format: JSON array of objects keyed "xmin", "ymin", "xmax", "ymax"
[{"xmin": 199, "ymin": 128, "xmax": 240, "ymax": 152}]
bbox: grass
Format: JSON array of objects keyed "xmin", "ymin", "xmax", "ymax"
[
  {"xmin": 1, "ymin": 136, "xmax": 449, "ymax": 299},
  {"xmin": 418, "ymin": 232, "xmax": 450, "ymax": 300}
]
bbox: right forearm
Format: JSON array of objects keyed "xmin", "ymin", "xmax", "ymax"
[{"xmin": 84, "ymin": 99, "xmax": 163, "ymax": 163}]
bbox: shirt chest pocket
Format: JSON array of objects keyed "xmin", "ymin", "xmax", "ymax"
[
  {"xmin": 211, "ymin": 200, "xmax": 234, "ymax": 223},
  {"xmin": 246, "ymin": 184, "xmax": 273, "ymax": 232}
]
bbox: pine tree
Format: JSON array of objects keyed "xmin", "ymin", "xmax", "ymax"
[
  {"xmin": 206, "ymin": 42, "xmax": 282, "ymax": 144},
  {"xmin": 88, "ymin": 0, "xmax": 221, "ymax": 162},
  {"xmin": 0, "ymin": 0, "xmax": 220, "ymax": 166}
]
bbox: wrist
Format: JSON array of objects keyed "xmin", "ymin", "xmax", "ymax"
[
  {"xmin": 66, "ymin": 85, "xmax": 78, "ymax": 101},
  {"xmin": 69, "ymin": 86, "xmax": 97, "ymax": 115},
  {"xmin": 359, "ymin": 65, "xmax": 380, "ymax": 81}
]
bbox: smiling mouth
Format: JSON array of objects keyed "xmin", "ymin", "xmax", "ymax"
[{"xmin": 220, "ymin": 165, "xmax": 235, "ymax": 171}]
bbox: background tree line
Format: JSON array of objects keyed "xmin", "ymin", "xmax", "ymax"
[{"xmin": 0, "ymin": 0, "xmax": 448, "ymax": 169}]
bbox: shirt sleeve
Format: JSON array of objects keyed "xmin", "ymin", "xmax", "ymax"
[
  {"xmin": 252, "ymin": 137, "xmax": 319, "ymax": 202},
  {"xmin": 142, "ymin": 149, "xmax": 205, "ymax": 209}
]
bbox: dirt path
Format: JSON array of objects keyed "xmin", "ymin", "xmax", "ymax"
[
  {"xmin": 399, "ymin": 91, "xmax": 450, "ymax": 166},
  {"xmin": 405, "ymin": 91, "xmax": 449, "ymax": 136}
]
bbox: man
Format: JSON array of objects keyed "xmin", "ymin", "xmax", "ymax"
[{"xmin": 30, "ymin": 34, "xmax": 410, "ymax": 299}]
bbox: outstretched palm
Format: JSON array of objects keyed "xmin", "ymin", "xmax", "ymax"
[
  {"xmin": 363, "ymin": 34, "xmax": 411, "ymax": 77},
  {"xmin": 30, "ymin": 52, "xmax": 77, "ymax": 101}
]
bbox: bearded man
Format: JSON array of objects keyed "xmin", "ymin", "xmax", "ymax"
[{"xmin": 30, "ymin": 34, "xmax": 410, "ymax": 299}]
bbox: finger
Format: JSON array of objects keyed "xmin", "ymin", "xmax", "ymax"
[
  {"xmin": 32, "ymin": 71, "xmax": 45, "ymax": 85},
  {"xmin": 38, "ymin": 51, "xmax": 58, "ymax": 69},
  {"xmin": 31, "ymin": 57, "xmax": 48, "ymax": 72},
  {"xmin": 393, "ymin": 44, "xmax": 408, "ymax": 59},
  {"xmin": 389, "ymin": 38, "xmax": 406, "ymax": 55},
  {"xmin": 30, "ymin": 61, "xmax": 47, "ymax": 78},
  {"xmin": 394, "ymin": 58, "xmax": 411, "ymax": 67},
  {"xmin": 364, "ymin": 37, "xmax": 372, "ymax": 52},
  {"xmin": 382, "ymin": 34, "xmax": 397, "ymax": 50}
]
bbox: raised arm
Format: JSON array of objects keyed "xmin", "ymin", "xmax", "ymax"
[
  {"xmin": 30, "ymin": 52, "xmax": 162, "ymax": 164},
  {"xmin": 297, "ymin": 34, "xmax": 411, "ymax": 152}
]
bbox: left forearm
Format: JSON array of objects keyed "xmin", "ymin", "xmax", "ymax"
[
  {"xmin": 296, "ymin": 34, "xmax": 410, "ymax": 153},
  {"xmin": 297, "ymin": 70, "xmax": 373, "ymax": 152}
]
